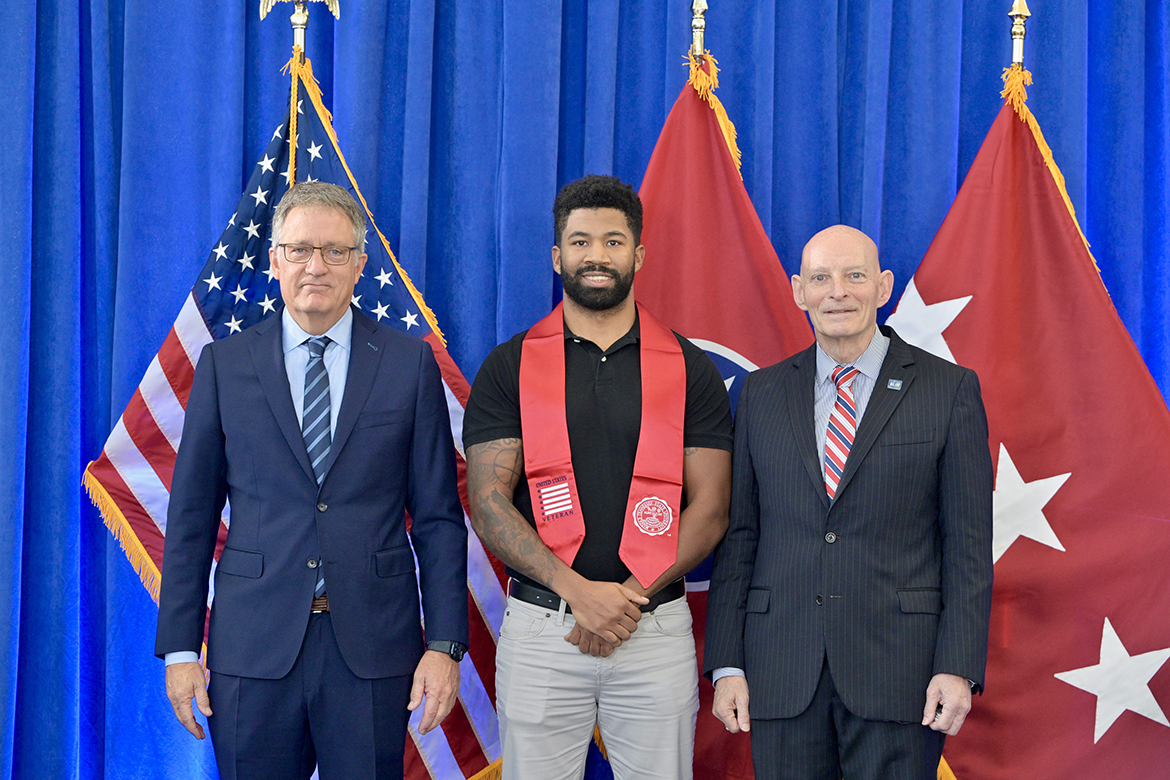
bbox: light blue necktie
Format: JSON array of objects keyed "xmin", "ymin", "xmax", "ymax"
[{"xmin": 303, "ymin": 336, "xmax": 331, "ymax": 597}]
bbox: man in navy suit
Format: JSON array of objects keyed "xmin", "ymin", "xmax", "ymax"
[
  {"xmin": 156, "ymin": 182, "xmax": 468, "ymax": 780},
  {"xmin": 704, "ymin": 225, "xmax": 993, "ymax": 780}
]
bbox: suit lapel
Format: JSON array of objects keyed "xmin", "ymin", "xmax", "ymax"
[
  {"xmin": 250, "ymin": 314, "xmax": 318, "ymax": 484},
  {"xmin": 785, "ymin": 345, "xmax": 829, "ymax": 509},
  {"xmin": 832, "ymin": 331, "xmax": 917, "ymax": 503},
  {"xmin": 318, "ymin": 309, "xmax": 384, "ymax": 480}
]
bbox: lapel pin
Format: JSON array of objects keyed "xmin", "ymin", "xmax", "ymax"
[
  {"xmin": 887, "ymin": 379, "xmax": 903, "ymax": 390},
  {"xmin": 368, "ymin": 342, "xmax": 378, "ymax": 352}
]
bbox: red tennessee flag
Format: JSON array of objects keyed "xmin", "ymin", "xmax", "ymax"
[
  {"xmin": 635, "ymin": 53, "xmax": 812, "ymax": 780},
  {"xmin": 886, "ymin": 67, "xmax": 1170, "ymax": 779}
]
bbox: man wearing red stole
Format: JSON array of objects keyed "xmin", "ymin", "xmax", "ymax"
[{"xmin": 464, "ymin": 175, "xmax": 733, "ymax": 780}]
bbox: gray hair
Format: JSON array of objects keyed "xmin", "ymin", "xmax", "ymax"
[{"xmin": 270, "ymin": 181, "xmax": 367, "ymax": 253}]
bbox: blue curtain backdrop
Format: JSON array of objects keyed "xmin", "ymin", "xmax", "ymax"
[{"xmin": 2, "ymin": 1, "xmax": 1167, "ymax": 777}]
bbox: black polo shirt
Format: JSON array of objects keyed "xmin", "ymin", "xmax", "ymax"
[{"xmin": 462, "ymin": 315, "xmax": 733, "ymax": 585}]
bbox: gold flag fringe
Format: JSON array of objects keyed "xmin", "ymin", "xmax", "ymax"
[
  {"xmin": 937, "ymin": 755, "xmax": 957, "ymax": 780},
  {"xmin": 467, "ymin": 759, "xmax": 501, "ymax": 780},
  {"xmin": 282, "ymin": 54, "xmax": 448, "ymax": 346},
  {"xmin": 83, "ymin": 466, "xmax": 162, "ymax": 602},
  {"xmin": 687, "ymin": 51, "xmax": 742, "ymax": 175},
  {"xmin": 1000, "ymin": 64, "xmax": 1096, "ymax": 264}
]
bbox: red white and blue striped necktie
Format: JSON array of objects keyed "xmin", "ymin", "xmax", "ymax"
[{"xmin": 824, "ymin": 365, "xmax": 861, "ymax": 502}]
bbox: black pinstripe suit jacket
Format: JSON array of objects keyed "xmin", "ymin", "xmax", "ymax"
[{"xmin": 704, "ymin": 326, "xmax": 993, "ymax": 722}]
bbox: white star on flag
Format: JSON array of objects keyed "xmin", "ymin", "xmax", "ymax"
[
  {"xmin": 992, "ymin": 444, "xmax": 1070, "ymax": 563},
  {"xmin": 884, "ymin": 277, "xmax": 971, "ymax": 364},
  {"xmin": 401, "ymin": 311, "xmax": 419, "ymax": 329},
  {"xmin": 1054, "ymin": 618, "xmax": 1170, "ymax": 743},
  {"xmin": 375, "ymin": 268, "xmax": 394, "ymax": 287},
  {"xmin": 351, "ymin": 294, "xmax": 361, "ymax": 308},
  {"xmin": 203, "ymin": 272, "xmax": 222, "ymax": 290},
  {"xmin": 212, "ymin": 242, "xmax": 229, "ymax": 261},
  {"xmin": 372, "ymin": 302, "xmax": 390, "ymax": 321},
  {"xmin": 238, "ymin": 252, "xmax": 255, "ymax": 271},
  {"xmin": 227, "ymin": 213, "xmax": 236, "ymax": 228},
  {"xmin": 307, "ymin": 141, "xmax": 323, "ymax": 161},
  {"xmin": 243, "ymin": 220, "xmax": 261, "ymax": 239},
  {"xmin": 281, "ymin": 168, "xmax": 292, "ymax": 186},
  {"xmin": 230, "ymin": 285, "xmax": 247, "ymax": 303},
  {"xmin": 225, "ymin": 315, "xmax": 243, "ymax": 334},
  {"xmin": 258, "ymin": 154, "xmax": 275, "ymax": 173},
  {"xmin": 258, "ymin": 295, "xmax": 277, "ymax": 314},
  {"xmin": 250, "ymin": 186, "xmax": 269, "ymax": 206},
  {"xmin": 296, "ymin": 99, "xmax": 304, "ymax": 115},
  {"xmin": 271, "ymin": 124, "xmax": 284, "ymax": 141},
  {"xmin": 263, "ymin": 265, "xmax": 276, "ymax": 282}
]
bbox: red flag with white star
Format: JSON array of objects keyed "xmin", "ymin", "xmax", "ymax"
[
  {"xmin": 886, "ymin": 66, "xmax": 1170, "ymax": 778},
  {"xmin": 635, "ymin": 51, "xmax": 812, "ymax": 780}
]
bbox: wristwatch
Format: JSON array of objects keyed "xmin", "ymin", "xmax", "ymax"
[{"xmin": 426, "ymin": 640, "xmax": 468, "ymax": 662}]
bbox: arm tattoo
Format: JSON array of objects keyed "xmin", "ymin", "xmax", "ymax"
[
  {"xmin": 684, "ymin": 446, "xmax": 699, "ymax": 456},
  {"xmin": 466, "ymin": 438, "xmax": 562, "ymax": 589}
]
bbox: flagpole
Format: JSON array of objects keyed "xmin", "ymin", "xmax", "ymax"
[
  {"xmin": 259, "ymin": 1, "xmax": 342, "ymax": 184},
  {"xmin": 691, "ymin": 0, "xmax": 708, "ymax": 58},
  {"xmin": 1009, "ymin": 0, "xmax": 1031, "ymax": 65}
]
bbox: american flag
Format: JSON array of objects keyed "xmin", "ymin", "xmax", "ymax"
[{"xmin": 83, "ymin": 57, "xmax": 506, "ymax": 780}]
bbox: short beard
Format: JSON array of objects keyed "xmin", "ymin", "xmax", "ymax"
[{"xmin": 561, "ymin": 264, "xmax": 635, "ymax": 311}]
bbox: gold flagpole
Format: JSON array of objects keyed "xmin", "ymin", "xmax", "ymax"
[
  {"xmin": 691, "ymin": 0, "xmax": 708, "ymax": 59},
  {"xmin": 1010, "ymin": 0, "xmax": 1032, "ymax": 65}
]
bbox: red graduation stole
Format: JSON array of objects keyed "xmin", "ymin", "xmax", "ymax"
[{"xmin": 519, "ymin": 302, "xmax": 686, "ymax": 588}]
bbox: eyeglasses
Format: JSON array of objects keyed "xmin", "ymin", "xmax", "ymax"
[{"xmin": 278, "ymin": 243, "xmax": 357, "ymax": 266}]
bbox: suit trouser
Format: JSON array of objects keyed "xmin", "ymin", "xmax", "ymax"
[
  {"xmin": 207, "ymin": 612, "xmax": 413, "ymax": 780},
  {"xmin": 495, "ymin": 594, "xmax": 699, "ymax": 780},
  {"xmin": 750, "ymin": 657, "xmax": 945, "ymax": 780}
]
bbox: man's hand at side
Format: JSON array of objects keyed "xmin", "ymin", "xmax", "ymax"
[
  {"xmin": 165, "ymin": 661, "xmax": 212, "ymax": 739},
  {"xmin": 713, "ymin": 675, "xmax": 751, "ymax": 733},
  {"xmin": 409, "ymin": 650, "xmax": 461, "ymax": 735},
  {"xmin": 922, "ymin": 673, "xmax": 972, "ymax": 735}
]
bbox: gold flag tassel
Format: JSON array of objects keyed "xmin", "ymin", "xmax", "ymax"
[
  {"xmin": 1000, "ymin": 64, "xmax": 1095, "ymax": 260},
  {"xmin": 687, "ymin": 51, "xmax": 742, "ymax": 175}
]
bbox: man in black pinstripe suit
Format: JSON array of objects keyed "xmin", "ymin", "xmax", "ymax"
[{"xmin": 703, "ymin": 225, "xmax": 993, "ymax": 780}]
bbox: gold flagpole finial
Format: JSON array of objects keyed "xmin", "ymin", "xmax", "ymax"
[
  {"xmin": 261, "ymin": 0, "xmax": 340, "ymax": 51},
  {"xmin": 1009, "ymin": 0, "xmax": 1031, "ymax": 65},
  {"xmin": 691, "ymin": 0, "xmax": 708, "ymax": 60}
]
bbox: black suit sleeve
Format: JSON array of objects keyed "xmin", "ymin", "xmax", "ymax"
[
  {"xmin": 703, "ymin": 369, "xmax": 761, "ymax": 674},
  {"xmin": 155, "ymin": 342, "xmax": 228, "ymax": 657},
  {"xmin": 934, "ymin": 368, "xmax": 994, "ymax": 691}
]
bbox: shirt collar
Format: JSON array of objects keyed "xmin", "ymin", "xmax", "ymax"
[
  {"xmin": 562, "ymin": 310, "xmax": 640, "ymax": 351},
  {"xmin": 282, "ymin": 306, "xmax": 354, "ymax": 355},
  {"xmin": 815, "ymin": 325, "xmax": 890, "ymax": 384}
]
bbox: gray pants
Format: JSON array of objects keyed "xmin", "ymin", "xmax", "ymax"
[{"xmin": 495, "ymin": 594, "xmax": 699, "ymax": 780}]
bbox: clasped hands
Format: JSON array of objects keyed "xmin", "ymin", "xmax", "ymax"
[{"xmin": 562, "ymin": 578, "xmax": 648, "ymax": 657}]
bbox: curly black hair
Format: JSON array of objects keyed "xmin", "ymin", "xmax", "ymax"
[{"xmin": 552, "ymin": 174, "xmax": 643, "ymax": 245}]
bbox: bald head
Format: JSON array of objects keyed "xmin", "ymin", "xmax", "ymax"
[
  {"xmin": 792, "ymin": 224, "xmax": 893, "ymax": 364},
  {"xmin": 800, "ymin": 225, "xmax": 880, "ymax": 276}
]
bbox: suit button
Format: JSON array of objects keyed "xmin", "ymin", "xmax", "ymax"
[
  {"xmin": 816, "ymin": 595, "xmax": 823, "ymax": 606},
  {"xmin": 317, "ymin": 503, "xmax": 328, "ymax": 512},
  {"xmin": 825, "ymin": 532, "xmax": 837, "ymax": 543},
  {"xmin": 307, "ymin": 558, "xmax": 318, "ymax": 569}
]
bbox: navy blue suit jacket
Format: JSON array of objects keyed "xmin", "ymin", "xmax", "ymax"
[
  {"xmin": 156, "ymin": 307, "xmax": 468, "ymax": 680},
  {"xmin": 704, "ymin": 327, "xmax": 993, "ymax": 722}
]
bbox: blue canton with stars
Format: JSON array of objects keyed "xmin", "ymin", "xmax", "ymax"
[{"xmin": 193, "ymin": 98, "xmax": 424, "ymax": 341}]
